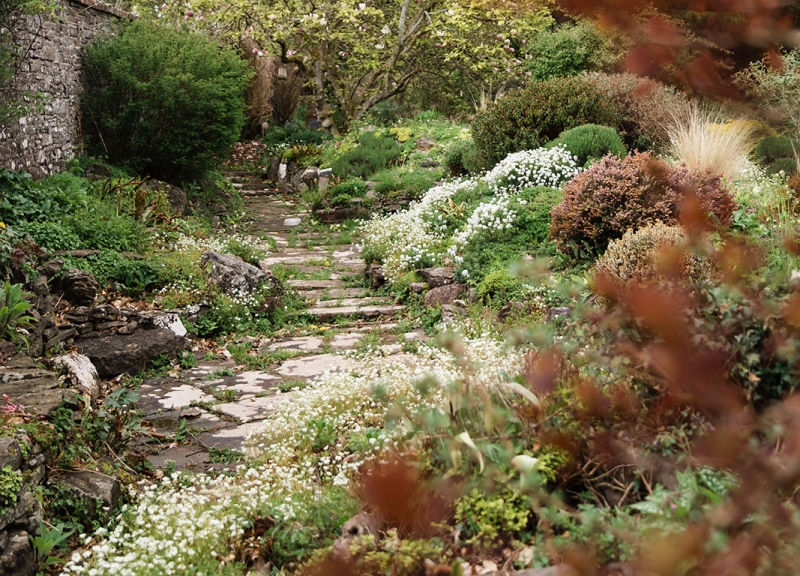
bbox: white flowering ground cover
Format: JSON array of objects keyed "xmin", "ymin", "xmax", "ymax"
[
  {"xmin": 360, "ymin": 146, "xmax": 580, "ymax": 281},
  {"xmin": 62, "ymin": 332, "xmax": 525, "ymax": 576}
]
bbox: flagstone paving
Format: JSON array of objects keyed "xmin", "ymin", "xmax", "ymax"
[{"xmin": 144, "ymin": 171, "xmax": 415, "ymax": 472}]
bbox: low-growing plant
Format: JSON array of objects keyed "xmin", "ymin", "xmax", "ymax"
[
  {"xmin": 550, "ymin": 152, "xmax": 736, "ymax": 259},
  {"xmin": 594, "ymin": 222, "xmax": 711, "ymax": 286},
  {"xmin": 546, "ymin": 124, "xmax": 626, "ymax": 167},
  {"xmin": 61, "ymin": 251, "xmax": 161, "ymax": 294},
  {"xmin": 0, "ymin": 464, "xmax": 21, "ymax": 513},
  {"xmin": 0, "ymin": 168, "xmax": 91, "ymax": 225},
  {"xmin": 0, "ymin": 280, "xmax": 36, "ymax": 344},
  {"xmin": 30, "ymin": 520, "xmax": 74, "ymax": 570},
  {"xmin": 331, "ymin": 132, "xmax": 402, "ymax": 179},
  {"xmin": 754, "ymin": 134, "xmax": 800, "ymax": 176},
  {"xmin": 454, "ymin": 488, "xmax": 532, "ymax": 548},
  {"xmin": 445, "ymin": 139, "xmax": 478, "ymax": 176}
]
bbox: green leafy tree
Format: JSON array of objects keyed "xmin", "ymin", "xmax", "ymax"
[
  {"xmin": 81, "ymin": 20, "xmax": 252, "ymax": 183},
  {"xmin": 157, "ymin": 0, "xmax": 550, "ymax": 130}
]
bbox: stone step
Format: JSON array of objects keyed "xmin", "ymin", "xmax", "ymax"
[
  {"xmin": 302, "ymin": 304, "xmax": 405, "ymax": 322},
  {"xmin": 261, "ymin": 254, "xmax": 334, "ymax": 266},
  {"xmin": 303, "ymin": 288, "xmax": 370, "ymax": 299},
  {"xmin": 288, "ymin": 279, "xmax": 345, "ymax": 290},
  {"xmin": 313, "ymin": 297, "xmax": 394, "ymax": 308}
]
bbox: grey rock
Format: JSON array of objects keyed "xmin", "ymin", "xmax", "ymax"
[
  {"xmin": 77, "ymin": 328, "xmax": 189, "ymax": 378},
  {"xmin": 202, "ymin": 251, "xmax": 280, "ymax": 298},
  {"xmin": 365, "ymin": 264, "xmax": 385, "ymax": 290},
  {"xmin": 266, "ymin": 156, "xmax": 282, "ymax": 182},
  {"xmin": 31, "ymin": 275, "xmax": 49, "ymax": 297},
  {"xmin": 48, "ymin": 353, "xmax": 101, "ymax": 402},
  {"xmin": 39, "ymin": 258, "xmax": 64, "ymax": 278},
  {"xmin": 440, "ymin": 304, "xmax": 467, "ymax": 325},
  {"xmin": 418, "ymin": 267, "xmax": 455, "ymax": 288},
  {"xmin": 84, "ymin": 163, "xmax": 112, "ymax": 180},
  {"xmin": 58, "ymin": 269, "xmax": 99, "ymax": 306},
  {"xmin": 144, "ymin": 180, "xmax": 188, "ymax": 215},
  {"xmin": 0, "ymin": 490, "xmax": 35, "ymax": 533},
  {"xmin": 54, "ymin": 470, "xmax": 121, "ymax": 522},
  {"xmin": 409, "ymin": 282, "xmax": 427, "ymax": 294},
  {"xmin": 420, "ymin": 160, "xmax": 440, "ymax": 168},
  {"xmin": 498, "ymin": 302, "xmax": 525, "ymax": 322},
  {"xmin": 424, "ymin": 283, "xmax": 465, "ymax": 307},
  {"xmin": 545, "ymin": 307, "xmax": 571, "ymax": 322},
  {"xmin": 0, "ymin": 358, "xmax": 73, "ymax": 416},
  {"xmin": 138, "ymin": 311, "xmax": 187, "ymax": 337},
  {"xmin": 0, "ymin": 439, "xmax": 21, "ymax": 471},
  {"xmin": 0, "ymin": 530, "xmax": 34, "ymax": 576},
  {"xmin": 300, "ymin": 166, "xmax": 319, "ymax": 184},
  {"xmin": 415, "ymin": 137, "xmax": 436, "ymax": 150}
]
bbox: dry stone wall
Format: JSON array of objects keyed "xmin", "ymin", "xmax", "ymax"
[{"xmin": 0, "ymin": 0, "xmax": 133, "ymax": 178}]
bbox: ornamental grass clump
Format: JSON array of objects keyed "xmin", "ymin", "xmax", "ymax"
[
  {"xmin": 550, "ymin": 152, "xmax": 736, "ymax": 259},
  {"xmin": 594, "ymin": 222, "xmax": 711, "ymax": 286},
  {"xmin": 666, "ymin": 102, "xmax": 761, "ymax": 181}
]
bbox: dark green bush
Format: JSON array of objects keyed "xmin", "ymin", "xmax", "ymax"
[
  {"xmin": 372, "ymin": 170, "xmax": 438, "ymax": 200},
  {"xmin": 546, "ymin": 124, "xmax": 626, "ymax": 168},
  {"xmin": 331, "ymin": 132, "xmax": 401, "ymax": 179},
  {"xmin": 82, "ymin": 20, "xmax": 251, "ymax": 184},
  {"xmin": 471, "ymin": 76, "xmax": 621, "ymax": 168},
  {"xmin": 263, "ymin": 124, "xmax": 332, "ymax": 148},
  {"xmin": 445, "ymin": 140, "xmax": 478, "ymax": 176},
  {"xmin": 754, "ymin": 135, "xmax": 799, "ymax": 176}
]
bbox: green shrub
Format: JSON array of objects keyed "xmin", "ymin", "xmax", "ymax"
[
  {"xmin": 471, "ymin": 76, "xmax": 620, "ymax": 168},
  {"xmin": 0, "ymin": 169, "xmax": 90, "ymax": 225},
  {"xmin": 546, "ymin": 124, "xmax": 626, "ymax": 168},
  {"xmin": 331, "ymin": 132, "xmax": 401, "ymax": 179},
  {"xmin": 82, "ymin": 20, "xmax": 251, "ymax": 183},
  {"xmin": 550, "ymin": 152, "xmax": 736, "ymax": 259},
  {"xmin": 594, "ymin": 222, "xmax": 711, "ymax": 286},
  {"xmin": 445, "ymin": 139, "xmax": 478, "ymax": 176},
  {"xmin": 372, "ymin": 170, "xmax": 438, "ymax": 200},
  {"xmin": 754, "ymin": 135, "xmax": 799, "ymax": 175},
  {"xmin": 458, "ymin": 187, "xmax": 562, "ymax": 283},
  {"xmin": 327, "ymin": 179, "xmax": 367, "ymax": 199},
  {"xmin": 62, "ymin": 251, "xmax": 161, "ymax": 293},
  {"xmin": 14, "ymin": 221, "xmax": 83, "ymax": 251},
  {"xmin": 454, "ymin": 488, "xmax": 531, "ymax": 548},
  {"xmin": 263, "ymin": 124, "xmax": 331, "ymax": 148},
  {"xmin": 525, "ymin": 20, "xmax": 623, "ymax": 82},
  {"xmin": 65, "ymin": 208, "xmax": 144, "ymax": 253},
  {"xmin": 476, "ymin": 268, "xmax": 526, "ymax": 306}
]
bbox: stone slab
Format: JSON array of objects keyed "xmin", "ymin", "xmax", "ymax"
[
  {"xmin": 276, "ymin": 353, "xmax": 349, "ymax": 379},
  {"xmin": 147, "ymin": 445, "xmax": 210, "ymax": 471},
  {"xmin": 268, "ymin": 336, "xmax": 324, "ymax": 352},
  {"xmin": 204, "ymin": 371, "xmax": 281, "ymax": 395},
  {"xmin": 306, "ymin": 305, "xmax": 405, "ymax": 321},
  {"xmin": 329, "ymin": 333, "xmax": 365, "ymax": 349},
  {"xmin": 313, "ymin": 297, "xmax": 393, "ymax": 308},
  {"xmin": 214, "ymin": 393, "xmax": 292, "ymax": 422},
  {"xmin": 138, "ymin": 381, "xmax": 213, "ymax": 413},
  {"xmin": 288, "ymin": 279, "xmax": 344, "ymax": 290},
  {"xmin": 198, "ymin": 423, "xmax": 262, "ymax": 450}
]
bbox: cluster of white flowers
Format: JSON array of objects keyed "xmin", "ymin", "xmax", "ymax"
[
  {"xmin": 448, "ymin": 197, "xmax": 518, "ymax": 264},
  {"xmin": 160, "ymin": 230, "xmax": 274, "ymax": 256},
  {"xmin": 481, "ymin": 145, "xmax": 581, "ymax": 195},
  {"xmin": 63, "ymin": 332, "xmax": 525, "ymax": 576},
  {"xmin": 360, "ymin": 179, "xmax": 477, "ymax": 280}
]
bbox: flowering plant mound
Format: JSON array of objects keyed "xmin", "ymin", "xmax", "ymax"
[
  {"xmin": 550, "ymin": 152, "xmax": 736, "ymax": 259},
  {"xmin": 481, "ymin": 146, "xmax": 581, "ymax": 194},
  {"xmin": 63, "ymin": 334, "xmax": 525, "ymax": 576},
  {"xmin": 361, "ymin": 147, "xmax": 577, "ymax": 281}
]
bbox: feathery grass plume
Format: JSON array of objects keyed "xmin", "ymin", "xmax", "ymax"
[{"xmin": 666, "ymin": 102, "xmax": 761, "ymax": 181}]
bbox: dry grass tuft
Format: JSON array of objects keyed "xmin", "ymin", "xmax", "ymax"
[{"xmin": 666, "ymin": 102, "xmax": 762, "ymax": 181}]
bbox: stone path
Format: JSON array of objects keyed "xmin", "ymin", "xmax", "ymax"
[{"xmin": 142, "ymin": 170, "xmax": 424, "ymax": 472}]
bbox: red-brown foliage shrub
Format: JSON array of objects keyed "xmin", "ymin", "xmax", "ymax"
[{"xmin": 550, "ymin": 152, "xmax": 735, "ymax": 257}]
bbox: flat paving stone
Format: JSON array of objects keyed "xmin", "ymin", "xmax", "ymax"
[
  {"xmin": 303, "ymin": 288, "xmax": 369, "ymax": 299},
  {"xmin": 261, "ymin": 254, "xmax": 332, "ymax": 266},
  {"xmin": 404, "ymin": 329, "xmax": 430, "ymax": 342},
  {"xmin": 146, "ymin": 410, "xmax": 225, "ymax": 435},
  {"xmin": 214, "ymin": 393, "xmax": 292, "ymax": 422},
  {"xmin": 147, "ymin": 445, "xmax": 210, "ymax": 471},
  {"xmin": 268, "ymin": 336, "xmax": 324, "ymax": 352},
  {"xmin": 276, "ymin": 353, "xmax": 349, "ymax": 379},
  {"xmin": 199, "ymin": 423, "xmax": 262, "ymax": 450},
  {"xmin": 329, "ymin": 332, "xmax": 364, "ymax": 349},
  {"xmin": 138, "ymin": 381, "xmax": 213, "ymax": 414}
]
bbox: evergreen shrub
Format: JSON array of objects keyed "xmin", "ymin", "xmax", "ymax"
[
  {"xmin": 547, "ymin": 124, "xmax": 626, "ymax": 167},
  {"xmin": 754, "ymin": 135, "xmax": 799, "ymax": 176},
  {"xmin": 81, "ymin": 21, "xmax": 251, "ymax": 184},
  {"xmin": 331, "ymin": 132, "xmax": 401, "ymax": 179},
  {"xmin": 471, "ymin": 76, "xmax": 620, "ymax": 168},
  {"xmin": 550, "ymin": 152, "xmax": 736, "ymax": 259}
]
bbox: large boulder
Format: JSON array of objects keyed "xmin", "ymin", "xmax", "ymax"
[
  {"xmin": 418, "ymin": 267, "xmax": 456, "ymax": 288},
  {"xmin": 77, "ymin": 328, "xmax": 189, "ymax": 378},
  {"xmin": 201, "ymin": 251, "xmax": 281, "ymax": 298},
  {"xmin": 0, "ymin": 355, "xmax": 75, "ymax": 416},
  {"xmin": 57, "ymin": 269, "xmax": 100, "ymax": 306},
  {"xmin": 0, "ymin": 530, "xmax": 34, "ymax": 576},
  {"xmin": 52, "ymin": 470, "xmax": 121, "ymax": 523},
  {"xmin": 424, "ymin": 283, "xmax": 466, "ymax": 307},
  {"xmin": 144, "ymin": 179, "xmax": 188, "ymax": 215}
]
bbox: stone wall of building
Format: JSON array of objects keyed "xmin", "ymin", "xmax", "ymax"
[{"xmin": 0, "ymin": 0, "xmax": 133, "ymax": 178}]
